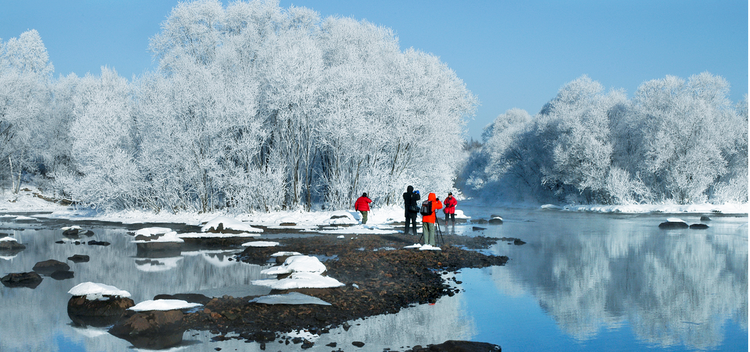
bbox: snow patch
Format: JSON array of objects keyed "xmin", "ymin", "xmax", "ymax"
[
  {"xmin": 129, "ymin": 299, "xmax": 202, "ymax": 312},
  {"xmin": 241, "ymin": 241, "xmax": 279, "ymax": 247},
  {"xmin": 249, "ymin": 292, "xmax": 331, "ymax": 306},
  {"xmin": 261, "ymin": 255, "xmax": 326, "ymax": 275},
  {"xmin": 252, "ymin": 272, "xmax": 345, "ymax": 289},
  {"xmin": 68, "ymin": 282, "xmax": 131, "ymax": 300}
]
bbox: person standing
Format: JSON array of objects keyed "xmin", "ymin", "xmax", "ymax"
[
  {"xmin": 354, "ymin": 193, "xmax": 372, "ymax": 224},
  {"xmin": 421, "ymin": 192, "xmax": 443, "ymax": 246},
  {"xmin": 443, "ymin": 192, "xmax": 458, "ymax": 225},
  {"xmin": 403, "ymin": 186, "xmax": 420, "ymax": 235}
]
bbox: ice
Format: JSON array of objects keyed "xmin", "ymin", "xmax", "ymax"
[
  {"xmin": 249, "ymin": 292, "xmax": 331, "ymax": 306},
  {"xmin": 129, "ymin": 299, "xmax": 202, "ymax": 312},
  {"xmin": 68, "ymin": 282, "xmax": 131, "ymax": 300}
]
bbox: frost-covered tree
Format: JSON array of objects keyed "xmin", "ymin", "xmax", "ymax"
[
  {"xmin": 630, "ymin": 73, "xmax": 739, "ymax": 203},
  {"xmin": 0, "ymin": 30, "xmax": 54, "ymax": 193},
  {"xmin": 55, "ymin": 67, "xmax": 139, "ymax": 210}
]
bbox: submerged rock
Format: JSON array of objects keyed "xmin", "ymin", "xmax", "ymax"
[
  {"xmin": 50, "ymin": 270, "xmax": 75, "ymax": 280},
  {"xmin": 33, "ymin": 259, "xmax": 70, "ymax": 276},
  {"xmin": 109, "ymin": 310, "xmax": 186, "ymax": 349},
  {"xmin": 406, "ymin": 340, "xmax": 501, "ymax": 351},
  {"xmin": 1, "ymin": 272, "xmax": 43, "ymax": 288},
  {"xmin": 0, "ymin": 237, "xmax": 26, "ymax": 250},
  {"xmin": 68, "ymin": 254, "xmax": 90, "ymax": 263},
  {"xmin": 689, "ymin": 223, "xmax": 709, "ymax": 229}
]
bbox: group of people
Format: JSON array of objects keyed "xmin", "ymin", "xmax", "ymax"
[
  {"xmin": 353, "ymin": 186, "xmax": 458, "ymax": 247},
  {"xmin": 402, "ymin": 185, "xmax": 457, "ymax": 246}
]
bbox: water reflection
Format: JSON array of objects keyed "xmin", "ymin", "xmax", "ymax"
[{"xmin": 482, "ymin": 211, "xmax": 748, "ymax": 350}]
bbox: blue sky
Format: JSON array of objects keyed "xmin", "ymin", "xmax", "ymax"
[{"xmin": 1, "ymin": 0, "xmax": 747, "ymax": 139}]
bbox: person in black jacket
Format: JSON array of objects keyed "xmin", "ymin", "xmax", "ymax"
[{"xmin": 403, "ymin": 185, "xmax": 420, "ymax": 235}]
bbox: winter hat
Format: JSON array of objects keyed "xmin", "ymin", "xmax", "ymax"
[{"xmin": 362, "ymin": 192, "xmax": 367, "ymax": 197}]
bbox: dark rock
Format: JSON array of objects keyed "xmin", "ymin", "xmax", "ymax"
[
  {"xmin": 330, "ymin": 215, "xmax": 349, "ymax": 220},
  {"xmin": 63, "ymin": 228, "xmax": 79, "ymax": 237},
  {"xmin": 0, "ymin": 232, "xmax": 9, "ymax": 238},
  {"xmin": 700, "ymin": 216, "xmax": 711, "ymax": 221},
  {"xmin": 279, "ymin": 222, "xmax": 297, "ymax": 226},
  {"xmin": 301, "ymin": 339, "xmax": 314, "ymax": 349},
  {"xmin": 488, "ymin": 218, "xmax": 503, "ymax": 225},
  {"xmin": 473, "ymin": 219, "xmax": 488, "ymax": 224},
  {"xmin": 88, "ymin": 240, "xmax": 110, "ymax": 246},
  {"xmin": 33, "ymin": 259, "xmax": 70, "ymax": 275},
  {"xmin": 658, "ymin": 221, "xmax": 689, "ymax": 229},
  {"xmin": 1, "ymin": 272, "xmax": 43, "ymax": 288},
  {"xmin": 68, "ymin": 254, "xmax": 90, "ymax": 263},
  {"xmin": 50, "ymin": 270, "xmax": 75, "ymax": 280},
  {"xmin": 81, "ymin": 230, "xmax": 95, "ymax": 236},
  {"xmin": 406, "ymin": 340, "xmax": 501, "ymax": 352},
  {"xmin": 471, "ymin": 226, "xmax": 486, "ymax": 231},
  {"xmin": 109, "ymin": 310, "xmax": 185, "ymax": 349},
  {"xmin": 0, "ymin": 239, "xmax": 25, "ymax": 250},
  {"xmin": 55, "ymin": 240, "xmax": 65, "ymax": 244},
  {"xmin": 689, "ymin": 223, "xmax": 709, "ymax": 229},
  {"xmin": 513, "ymin": 239, "xmax": 526, "ymax": 245},
  {"xmin": 490, "ymin": 214, "xmax": 503, "ymax": 219},
  {"xmin": 326, "ymin": 342, "xmax": 337, "ymax": 347},
  {"xmin": 68, "ymin": 295, "xmax": 135, "ymax": 327},
  {"xmin": 154, "ymin": 293, "xmax": 212, "ymax": 305},
  {"xmin": 352, "ymin": 341, "xmax": 365, "ymax": 348}
]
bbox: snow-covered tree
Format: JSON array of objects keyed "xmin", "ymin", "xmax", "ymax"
[{"xmin": 0, "ymin": 30, "xmax": 54, "ymax": 193}]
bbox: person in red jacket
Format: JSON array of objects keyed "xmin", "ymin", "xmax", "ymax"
[
  {"xmin": 443, "ymin": 192, "xmax": 458, "ymax": 225},
  {"xmin": 354, "ymin": 193, "xmax": 372, "ymax": 224},
  {"xmin": 421, "ymin": 192, "xmax": 443, "ymax": 246}
]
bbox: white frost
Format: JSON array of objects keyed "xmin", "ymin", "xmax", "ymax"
[{"xmin": 270, "ymin": 251, "xmax": 303, "ymax": 257}]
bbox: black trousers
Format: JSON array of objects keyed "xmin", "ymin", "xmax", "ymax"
[{"xmin": 405, "ymin": 213, "xmax": 418, "ymax": 235}]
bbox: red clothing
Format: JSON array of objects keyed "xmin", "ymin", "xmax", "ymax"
[
  {"xmin": 354, "ymin": 196, "xmax": 372, "ymax": 211},
  {"xmin": 443, "ymin": 196, "xmax": 457, "ymax": 214},
  {"xmin": 421, "ymin": 193, "xmax": 443, "ymax": 223}
]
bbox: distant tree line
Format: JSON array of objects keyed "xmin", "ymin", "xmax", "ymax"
[
  {"xmin": 0, "ymin": 0, "xmax": 476, "ymax": 213},
  {"xmin": 460, "ymin": 74, "xmax": 747, "ymax": 205}
]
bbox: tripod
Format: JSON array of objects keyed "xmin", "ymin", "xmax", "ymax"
[{"xmin": 418, "ymin": 213, "xmax": 445, "ymax": 246}]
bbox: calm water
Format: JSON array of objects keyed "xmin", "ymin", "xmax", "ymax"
[{"xmin": 0, "ymin": 205, "xmax": 746, "ymax": 352}]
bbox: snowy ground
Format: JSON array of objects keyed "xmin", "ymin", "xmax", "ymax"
[{"xmin": 0, "ymin": 187, "xmax": 746, "ymax": 230}]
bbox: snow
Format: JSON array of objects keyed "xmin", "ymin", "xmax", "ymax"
[
  {"xmin": 134, "ymin": 257, "xmax": 183, "ymax": 272},
  {"xmin": 0, "ymin": 237, "xmax": 18, "ymax": 242},
  {"xmin": 665, "ymin": 218, "xmax": 687, "ymax": 223},
  {"xmin": 252, "ymin": 272, "xmax": 345, "ymax": 290},
  {"xmin": 68, "ymin": 282, "xmax": 131, "ymax": 300},
  {"xmin": 404, "ymin": 243, "xmax": 441, "ymax": 251},
  {"xmin": 178, "ymin": 232, "xmax": 260, "ymax": 239},
  {"xmin": 134, "ymin": 227, "xmax": 172, "ymax": 236},
  {"xmin": 129, "ymin": 299, "xmax": 202, "ymax": 312},
  {"xmin": 261, "ymin": 255, "xmax": 327, "ymax": 275},
  {"xmin": 242, "ymin": 241, "xmax": 279, "ymax": 247},
  {"xmin": 61, "ymin": 225, "xmax": 81, "ymax": 231},
  {"xmin": 132, "ymin": 230, "xmax": 184, "ymax": 243},
  {"xmin": 317, "ymin": 224, "xmax": 399, "ymax": 235},
  {"xmin": 270, "ymin": 251, "xmax": 303, "ymax": 257},
  {"xmin": 249, "ymin": 292, "xmax": 331, "ymax": 306},
  {"xmin": 201, "ymin": 216, "xmax": 262, "ymax": 233}
]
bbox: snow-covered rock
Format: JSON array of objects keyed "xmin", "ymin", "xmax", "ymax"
[
  {"xmin": 201, "ymin": 216, "xmax": 262, "ymax": 233},
  {"xmin": 129, "ymin": 299, "xmax": 202, "ymax": 312},
  {"xmin": 261, "ymin": 255, "xmax": 327, "ymax": 275},
  {"xmin": 241, "ymin": 241, "xmax": 279, "ymax": 247},
  {"xmin": 68, "ymin": 282, "xmax": 131, "ymax": 300},
  {"xmin": 249, "ymin": 292, "xmax": 331, "ymax": 306},
  {"xmin": 252, "ymin": 272, "xmax": 345, "ymax": 290}
]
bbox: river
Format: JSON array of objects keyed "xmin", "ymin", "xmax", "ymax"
[{"xmin": 0, "ymin": 205, "xmax": 746, "ymax": 351}]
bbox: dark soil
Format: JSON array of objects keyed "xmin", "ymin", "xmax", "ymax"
[{"xmin": 178, "ymin": 233, "xmax": 507, "ymax": 347}]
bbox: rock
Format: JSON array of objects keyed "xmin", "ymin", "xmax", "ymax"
[
  {"xmin": 689, "ymin": 223, "xmax": 709, "ymax": 229},
  {"xmin": 279, "ymin": 222, "xmax": 297, "ymax": 226},
  {"xmin": 352, "ymin": 341, "xmax": 365, "ymax": 348},
  {"xmin": 63, "ymin": 228, "xmax": 79, "ymax": 237},
  {"xmin": 473, "ymin": 219, "xmax": 488, "ymax": 224},
  {"xmin": 68, "ymin": 295, "xmax": 135, "ymax": 327},
  {"xmin": 658, "ymin": 219, "xmax": 689, "ymax": 229},
  {"xmin": 330, "ymin": 215, "xmax": 349, "ymax": 220},
  {"xmin": 513, "ymin": 239, "xmax": 526, "ymax": 245},
  {"xmin": 88, "ymin": 240, "xmax": 110, "ymax": 246},
  {"xmin": 109, "ymin": 310, "xmax": 185, "ymax": 349},
  {"xmin": 68, "ymin": 254, "xmax": 90, "ymax": 263},
  {"xmin": 33, "ymin": 259, "xmax": 71, "ymax": 275},
  {"xmin": 154, "ymin": 293, "xmax": 212, "ymax": 305},
  {"xmin": 406, "ymin": 340, "xmax": 501, "ymax": 352},
  {"xmin": 488, "ymin": 218, "xmax": 503, "ymax": 225},
  {"xmin": 700, "ymin": 215, "xmax": 712, "ymax": 221},
  {"xmin": 81, "ymin": 230, "xmax": 95, "ymax": 236},
  {"xmin": 50, "ymin": 270, "xmax": 75, "ymax": 280},
  {"xmin": 0, "ymin": 232, "xmax": 9, "ymax": 238},
  {"xmin": 1, "ymin": 272, "xmax": 43, "ymax": 288},
  {"xmin": 0, "ymin": 239, "xmax": 25, "ymax": 250},
  {"xmin": 471, "ymin": 226, "xmax": 486, "ymax": 231}
]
